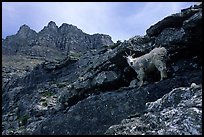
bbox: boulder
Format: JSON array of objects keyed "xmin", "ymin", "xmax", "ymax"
[
  {"xmin": 92, "ymin": 71, "xmax": 119, "ymax": 86},
  {"xmin": 105, "ymin": 83, "xmax": 202, "ymax": 135}
]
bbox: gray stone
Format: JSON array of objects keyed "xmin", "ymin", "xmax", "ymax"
[
  {"xmin": 105, "ymin": 84, "xmax": 202, "ymax": 135},
  {"xmin": 129, "ymin": 79, "xmax": 138, "ymax": 87},
  {"xmin": 92, "ymin": 71, "xmax": 119, "ymax": 86}
]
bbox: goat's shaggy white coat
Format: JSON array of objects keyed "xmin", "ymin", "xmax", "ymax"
[{"xmin": 124, "ymin": 47, "xmax": 168, "ymax": 87}]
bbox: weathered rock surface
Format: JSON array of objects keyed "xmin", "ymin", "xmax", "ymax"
[
  {"xmin": 105, "ymin": 83, "xmax": 202, "ymax": 135},
  {"xmin": 146, "ymin": 4, "xmax": 202, "ymax": 37},
  {"xmin": 2, "ymin": 4, "xmax": 202, "ymax": 135}
]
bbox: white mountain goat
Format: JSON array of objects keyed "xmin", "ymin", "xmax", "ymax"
[{"xmin": 123, "ymin": 47, "xmax": 168, "ymax": 88}]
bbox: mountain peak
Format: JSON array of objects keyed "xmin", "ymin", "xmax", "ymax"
[
  {"xmin": 60, "ymin": 23, "xmax": 76, "ymax": 29},
  {"xmin": 17, "ymin": 24, "xmax": 36, "ymax": 38},
  {"xmin": 19, "ymin": 24, "xmax": 30, "ymax": 32},
  {"xmin": 59, "ymin": 23, "xmax": 82, "ymax": 34},
  {"xmin": 47, "ymin": 21, "xmax": 58, "ymax": 29}
]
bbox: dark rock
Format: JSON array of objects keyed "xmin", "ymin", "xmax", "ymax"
[
  {"xmin": 105, "ymin": 83, "xmax": 202, "ymax": 135},
  {"xmin": 183, "ymin": 11, "xmax": 202, "ymax": 30},
  {"xmin": 31, "ymin": 88, "xmax": 148, "ymax": 135},
  {"xmin": 155, "ymin": 28, "xmax": 186, "ymax": 47},
  {"xmin": 92, "ymin": 71, "xmax": 119, "ymax": 87},
  {"xmin": 146, "ymin": 5, "xmax": 200, "ymax": 37},
  {"xmin": 31, "ymin": 69, "xmax": 201, "ymax": 135}
]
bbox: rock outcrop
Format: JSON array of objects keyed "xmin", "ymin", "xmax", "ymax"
[
  {"xmin": 2, "ymin": 4, "xmax": 202, "ymax": 135},
  {"xmin": 105, "ymin": 83, "xmax": 202, "ymax": 135}
]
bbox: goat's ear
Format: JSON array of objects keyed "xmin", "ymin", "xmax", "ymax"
[{"xmin": 123, "ymin": 56, "xmax": 127, "ymax": 58}]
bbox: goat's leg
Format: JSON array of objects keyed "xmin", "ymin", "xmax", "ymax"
[
  {"xmin": 160, "ymin": 70, "xmax": 167, "ymax": 80},
  {"xmin": 154, "ymin": 60, "xmax": 167, "ymax": 81},
  {"xmin": 136, "ymin": 69, "xmax": 145, "ymax": 88}
]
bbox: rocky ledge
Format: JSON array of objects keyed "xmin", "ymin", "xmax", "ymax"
[{"xmin": 105, "ymin": 83, "xmax": 202, "ymax": 135}]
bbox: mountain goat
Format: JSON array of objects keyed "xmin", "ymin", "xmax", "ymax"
[{"xmin": 124, "ymin": 47, "xmax": 168, "ymax": 88}]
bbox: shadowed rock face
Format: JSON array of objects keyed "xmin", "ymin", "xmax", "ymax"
[{"xmin": 2, "ymin": 4, "xmax": 202, "ymax": 135}]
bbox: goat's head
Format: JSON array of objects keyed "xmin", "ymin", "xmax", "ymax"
[{"xmin": 123, "ymin": 51, "xmax": 135, "ymax": 66}]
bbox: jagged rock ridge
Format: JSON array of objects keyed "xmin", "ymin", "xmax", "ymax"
[{"xmin": 2, "ymin": 21, "xmax": 113, "ymax": 59}]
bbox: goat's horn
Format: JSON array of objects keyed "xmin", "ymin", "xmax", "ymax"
[
  {"xmin": 132, "ymin": 53, "xmax": 135, "ymax": 56},
  {"xmin": 130, "ymin": 50, "xmax": 132, "ymax": 56},
  {"xmin": 125, "ymin": 52, "xmax": 128, "ymax": 56}
]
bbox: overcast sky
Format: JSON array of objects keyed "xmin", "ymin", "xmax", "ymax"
[{"xmin": 2, "ymin": 2, "xmax": 198, "ymax": 42}]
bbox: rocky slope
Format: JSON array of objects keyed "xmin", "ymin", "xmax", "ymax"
[
  {"xmin": 2, "ymin": 21, "xmax": 113, "ymax": 79},
  {"xmin": 105, "ymin": 83, "xmax": 202, "ymax": 135},
  {"xmin": 2, "ymin": 4, "xmax": 202, "ymax": 135}
]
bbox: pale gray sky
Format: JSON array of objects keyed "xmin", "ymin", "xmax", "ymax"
[{"xmin": 2, "ymin": 2, "xmax": 198, "ymax": 42}]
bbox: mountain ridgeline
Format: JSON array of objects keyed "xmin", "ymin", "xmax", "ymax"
[{"xmin": 2, "ymin": 21, "xmax": 113, "ymax": 60}]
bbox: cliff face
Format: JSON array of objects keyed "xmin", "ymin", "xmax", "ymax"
[{"xmin": 2, "ymin": 4, "xmax": 202, "ymax": 135}]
